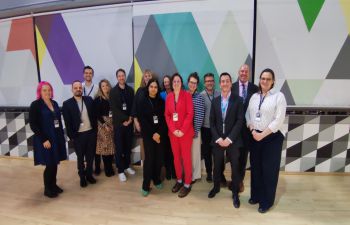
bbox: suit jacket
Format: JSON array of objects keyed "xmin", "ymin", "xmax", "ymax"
[
  {"xmin": 62, "ymin": 96, "xmax": 96, "ymax": 140},
  {"xmin": 232, "ymin": 81, "xmax": 259, "ymax": 114},
  {"xmin": 109, "ymin": 84, "xmax": 134, "ymax": 127},
  {"xmin": 165, "ymin": 90, "xmax": 194, "ymax": 137},
  {"xmin": 210, "ymin": 93, "xmax": 244, "ymax": 149}
]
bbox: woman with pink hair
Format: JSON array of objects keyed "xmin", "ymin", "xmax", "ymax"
[{"xmin": 29, "ymin": 81, "xmax": 67, "ymax": 198}]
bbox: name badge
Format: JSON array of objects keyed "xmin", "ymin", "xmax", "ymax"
[
  {"xmin": 122, "ymin": 103, "xmax": 127, "ymax": 111},
  {"xmin": 109, "ymin": 111, "xmax": 113, "ymax": 118},
  {"xmin": 255, "ymin": 112, "xmax": 261, "ymax": 122},
  {"xmin": 80, "ymin": 122, "xmax": 84, "ymax": 127},
  {"xmin": 173, "ymin": 113, "xmax": 178, "ymax": 122},
  {"xmin": 54, "ymin": 119, "xmax": 59, "ymax": 128},
  {"xmin": 153, "ymin": 115, "xmax": 158, "ymax": 124}
]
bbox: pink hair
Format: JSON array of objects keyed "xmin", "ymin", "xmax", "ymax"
[{"xmin": 36, "ymin": 81, "xmax": 54, "ymax": 99}]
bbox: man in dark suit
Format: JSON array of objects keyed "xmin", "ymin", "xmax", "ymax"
[
  {"xmin": 232, "ymin": 64, "xmax": 259, "ymax": 192},
  {"xmin": 208, "ymin": 72, "xmax": 243, "ymax": 208},
  {"xmin": 109, "ymin": 68, "xmax": 135, "ymax": 182},
  {"xmin": 62, "ymin": 80, "xmax": 97, "ymax": 188}
]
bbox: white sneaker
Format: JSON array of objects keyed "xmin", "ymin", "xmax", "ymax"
[
  {"xmin": 118, "ymin": 172, "xmax": 127, "ymax": 182},
  {"xmin": 125, "ymin": 167, "xmax": 136, "ymax": 175}
]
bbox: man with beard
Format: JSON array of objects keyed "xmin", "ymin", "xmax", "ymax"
[{"xmin": 62, "ymin": 80, "xmax": 97, "ymax": 187}]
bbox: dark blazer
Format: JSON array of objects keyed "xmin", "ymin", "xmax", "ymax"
[
  {"xmin": 62, "ymin": 96, "xmax": 96, "ymax": 140},
  {"xmin": 210, "ymin": 93, "xmax": 244, "ymax": 149},
  {"xmin": 232, "ymin": 81, "xmax": 259, "ymax": 114},
  {"xmin": 138, "ymin": 96, "xmax": 167, "ymax": 141},
  {"xmin": 109, "ymin": 84, "xmax": 134, "ymax": 127}
]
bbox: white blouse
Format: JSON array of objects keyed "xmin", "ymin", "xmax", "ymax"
[{"xmin": 245, "ymin": 89, "xmax": 287, "ymax": 136}]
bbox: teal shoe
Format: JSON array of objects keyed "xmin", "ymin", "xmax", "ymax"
[
  {"xmin": 155, "ymin": 183, "xmax": 163, "ymax": 189},
  {"xmin": 141, "ymin": 189, "xmax": 149, "ymax": 197}
]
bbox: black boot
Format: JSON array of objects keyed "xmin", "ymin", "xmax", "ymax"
[
  {"xmin": 51, "ymin": 165, "xmax": 63, "ymax": 194},
  {"xmin": 94, "ymin": 154, "xmax": 101, "ymax": 175},
  {"xmin": 43, "ymin": 167, "xmax": 58, "ymax": 198}
]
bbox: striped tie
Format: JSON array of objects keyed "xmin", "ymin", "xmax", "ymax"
[{"xmin": 242, "ymin": 83, "xmax": 247, "ymax": 103}]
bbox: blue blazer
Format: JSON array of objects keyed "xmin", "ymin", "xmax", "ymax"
[{"xmin": 62, "ymin": 96, "xmax": 96, "ymax": 140}]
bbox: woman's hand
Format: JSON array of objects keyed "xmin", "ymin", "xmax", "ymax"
[
  {"xmin": 153, "ymin": 133, "xmax": 161, "ymax": 143},
  {"xmin": 43, "ymin": 140, "xmax": 51, "ymax": 149}
]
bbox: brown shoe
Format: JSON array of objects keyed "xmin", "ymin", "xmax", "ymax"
[
  {"xmin": 172, "ymin": 182, "xmax": 183, "ymax": 193},
  {"xmin": 178, "ymin": 186, "xmax": 191, "ymax": 198},
  {"xmin": 239, "ymin": 182, "xmax": 244, "ymax": 193}
]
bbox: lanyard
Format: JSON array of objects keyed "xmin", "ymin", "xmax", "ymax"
[
  {"xmin": 148, "ymin": 97, "xmax": 155, "ymax": 112},
  {"xmin": 79, "ymin": 99, "xmax": 84, "ymax": 116},
  {"xmin": 221, "ymin": 98, "xmax": 229, "ymax": 120},
  {"xmin": 258, "ymin": 93, "xmax": 266, "ymax": 111},
  {"xmin": 205, "ymin": 90, "xmax": 214, "ymax": 103},
  {"xmin": 83, "ymin": 84, "xmax": 94, "ymax": 97}
]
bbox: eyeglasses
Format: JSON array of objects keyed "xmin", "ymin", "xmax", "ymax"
[
  {"xmin": 205, "ymin": 80, "xmax": 214, "ymax": 83},
  {"xmin": 173, "ymin": 80, "xmax": 181, "ymax": 84},
  {"xmin": 188, "ymin": 81, "xmax": 198, "ymax": 85},
  {"xmin": 260, "ymin": 77, "xmax": 272, "ymax": 81}
]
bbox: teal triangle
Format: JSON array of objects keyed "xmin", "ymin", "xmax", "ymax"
[
  {"xmin": 154, "ymin": 12, "xmax": 218, "ymax": 91},
  {"xmin": 298, "ymin": 0, "xmax": 325, "ymax": 31}
]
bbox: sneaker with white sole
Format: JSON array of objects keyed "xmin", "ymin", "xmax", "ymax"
[
  {"xmin": 125, "ymin": 167, "xmax": 135, "ymax": 175},
  {"xmin": 118, "ymin": 173, "xmax": 127, "ymax": 182}
]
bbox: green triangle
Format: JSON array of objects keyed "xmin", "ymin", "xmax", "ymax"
[
  {"xmin": 287, "ymin": 79, "xmax": 323, "ymax": 105},
  {"xmin": 298, "ymin": 0, "xmax": 325, "ymax": 31}
]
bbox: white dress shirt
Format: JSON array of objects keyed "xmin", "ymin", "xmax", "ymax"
[{"xmin": 245, "ymin": 88, "xmax": 287, "ymax": 136}]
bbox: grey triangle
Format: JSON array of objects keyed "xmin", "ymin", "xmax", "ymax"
[
  {"xmin": 326, "ymin": 35, "xmax": 350, "ymax": 79},
  {"xmin": 280, "ymin": 80, "xmax": 295, "ymax": 105}
]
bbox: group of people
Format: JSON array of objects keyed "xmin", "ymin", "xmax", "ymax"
[{"xmin": 29, "ymin": 64, "xmax": 286, "ymax": 213}]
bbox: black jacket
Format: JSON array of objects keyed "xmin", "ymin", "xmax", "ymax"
[
  {"xmin": 138, "ymin": 95, "xmax": 167, "ymax": 141},
  {"xmin": 62, "ymin": 96, "xmax": 96, "ymax": 140},
  {"xmin": 210, "ymin": 93, "xmax": 244, "ymax": 149},
  {"xmin": 232, "ymin": 81, "xmax": 259, "ymax": 114},
  {"xmin": 109, "ymin": 84, "xmax": 134, "ymax": 127}
]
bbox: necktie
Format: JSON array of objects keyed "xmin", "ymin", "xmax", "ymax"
[{"xmin": 242, "ymin": 83, "xmax": 247, "ymax": 103}]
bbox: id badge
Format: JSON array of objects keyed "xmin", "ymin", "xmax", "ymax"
[
  {"xmin": 122, "ymin": 103, "xmax": 127, "ymax": 111},
  {"xmin": 109, "ymin": 110, "xmax": 113, "ymax": 118},
  {"xmin": 80, "ymin": 122, "xmax": 84, "ymax": 127},
  {"xmin": 255, "ymin": 111, "xmax": 261, "ymax": 122},
  {"xmin": 153, "ymin": 115, "xmax": 159, "ymax": 124},
  {"xmin": 173, "ymin": 113, "xmax": 178, "ymax": 122},
  {"xmin": 54, "ymin": 119, "xmax": 59, "ymax": 128}
]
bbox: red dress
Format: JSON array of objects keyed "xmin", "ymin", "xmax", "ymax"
[{"xmin": 165, "ymin": 90, "xmax": 194, "ymax": 185}]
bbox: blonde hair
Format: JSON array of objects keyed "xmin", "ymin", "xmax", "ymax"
[
  {"xmin": 140, "ymin": 69, "xmax": 153, "ymax": 88},
  {"xmin": 95, "ymin": 79, "xmax": 112, "ymax": 99}
]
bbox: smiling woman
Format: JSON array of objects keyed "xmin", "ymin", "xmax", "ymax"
[
  {"xmin": 29, "ymin": 81, "xmax": 67, "ymax": 198},
  {"xmin": 246, "ymin": 68, "xmax": 287, "ymax": 213}
]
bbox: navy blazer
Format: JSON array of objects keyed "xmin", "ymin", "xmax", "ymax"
[
  {"xmin": 62, "ymin": 96, "xmax": 96, "ymax": 140},
  {"xmin": 232, "ymin": 81, "xmax": 259, "ymax": 114},
  {"xmin": 210, "ymin": 93, "xmax": 244, "ymax": 149}
]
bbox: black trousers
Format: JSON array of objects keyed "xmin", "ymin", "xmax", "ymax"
[
  {"xmin": 73, "ymin": 129, "xmax": 96, "ymax": 178},
  {"xmin": 162, "ymin": 133, "xmax": 175, "ymax": 178},
  {"xmin": 43, "ymin": 164, "xmax": 57, "ymax": 190},
  {"xmin": 95, "ymin": 154, "xmax": 114, "ymax": 173},
  {"xmin": 114, "ymin": 124, "xmax": 133, "ymax": 173},
  {"xmin": 213, "ymin": 145, "xmax": 240, "ymax": 194},
  {"xmin": 142, "ymin": 137, "xmax": 163, "ymax": 191},
  {"xmin": 250, "ymin": 131, "xmax": 284, "ymax": 209},
  {"xmin": 238, "ymin": 126, "xmax": 252, "ymax": 181},
  {"xmin": 201, "ymin": 127, "xmax": 213, "ymax": 176}
]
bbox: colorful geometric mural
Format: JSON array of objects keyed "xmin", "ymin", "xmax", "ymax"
[
  {"xmin": 133, "ymin": 0, "xmax": 254, "ymax": 91},
  {"xmin": 35, "ymin": 6, "xmax": 133, "ymax": 104},
  {"xmin": 256, "ymin": 0, "xmax": 350, "ymax": 106},
  {"xmin": 35, "ymin": 14, "xmax": 84, "ymax": 84},
  {"xmin": 0, "ymin": 17, "xmax": 38, "ymax": 106}
]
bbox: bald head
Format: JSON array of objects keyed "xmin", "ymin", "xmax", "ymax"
[{"xmin": 238, "ymin": 64, "xmax": 250, "ymax": 83}]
